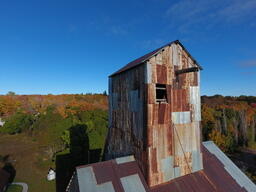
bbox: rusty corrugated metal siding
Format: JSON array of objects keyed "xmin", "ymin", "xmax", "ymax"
[
  {"xmin": 146, "ymin": 43, "xmax": 203, "ymax": 186},
  {"xmin": 105, "ymin": 63, "xmax": 147, "ymax": 176},
  {"xmin": 105, "ymin": 40, "xmax": 203, "ymax": 187},
  {"xmin": 150, "ymin": 145, "xmax": 249, "ymax": 192}
]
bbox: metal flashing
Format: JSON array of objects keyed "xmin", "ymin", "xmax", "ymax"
[
  {"xmin": 203, "ymin": 141, "xmax": 256, "ymax": 192},
  {"xmin": 116, "ymin": 156, "xmax": 135, "ymax": 164},
  {"xmin": 120, "ymin": 174, "xmax": 146, "ymax": 192}
]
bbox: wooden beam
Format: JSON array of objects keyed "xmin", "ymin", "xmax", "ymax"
[{"xmin": 175, "ymin": 67, "xmax": 199, "ymax": 75}]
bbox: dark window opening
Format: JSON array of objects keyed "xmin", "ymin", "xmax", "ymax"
[{"xmin": 156, "ymin": 84, "xmax": 167, "ymax": 103}]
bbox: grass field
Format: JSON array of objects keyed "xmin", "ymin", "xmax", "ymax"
[
  {"xmin": 0, "ymin": 134, "xmax": 56, "ymax": 192},
  {"xmin": 6, "ymin": 184, "xmax": 23, "ymax": 192}
]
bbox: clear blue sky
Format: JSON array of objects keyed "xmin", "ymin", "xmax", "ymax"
[{"xmin": 0, "ymin": 0, "xmax": 255, "ymax": 96}]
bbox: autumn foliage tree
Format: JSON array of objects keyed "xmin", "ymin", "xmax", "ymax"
[{"xmin": 201, "ymin": 95, "xmax": 256, "ymax": 152}]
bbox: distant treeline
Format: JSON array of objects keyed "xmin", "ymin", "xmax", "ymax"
[
  {"xmin": 1, "ymin": 94, "xmax": 256, "ymax": 155},
  {"xmin": 201, "ymin": 95, "xmax": 256, "ymax": 152}
]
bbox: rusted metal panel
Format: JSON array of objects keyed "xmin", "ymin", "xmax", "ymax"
[
  {"xmin": 120, "ymin": 174, "xmax": 146, "ymax": 192},
  {"xmin": 161, "ymin": 156, "xmax": 174, "ymax": 182},
  {"xmin": 172, "ymin": 122, "xmax": 200, "ymax": 177},
  {"xmin": 202, "ymin": 145, "xmax": 249, "ymax": 192},
  {"xmin": 156, "ymin": 52, "xmax": 163, "ymax": 65},
  {"xmin": 172, "ymin": 89, "xmax": 190, "ymax": 112},
  {"xmin": 144, "ymin": 42, "xmax": 203, "ymax": 187},
  {"xmin": 192, "ymin": 151, "xmax": 203, "ymax": 172},
  {"xmin": 181, "ymin": 49, "xmax": 189, "ymax": 69},
  {"xmin": 146, "ymin": 84, "xmax": 155, "ymax": 104},
  {"xmin": 147, "ymin": 59, "xmax": 155, "ymax": 84},
  {"xmin": 150, "ymin": 147, "xmax": 158, "ymax": 173},
  {"xmin": 158, "ymin": 104, "xmax": 169, "ymax": 124},
  {"xmin": 203, "ymin": 141, "xmax": 256, "ymax": 192},
  {"xmin": 147, "ymin": 104, "xmax": 158, "ymax": 126},
  {"xmin": 191, "ymin": 70, "xmax": 198, "ymax": 86},
  {"xmin": 177, "ymin": 73, "xmax": 188, "ymax": 88},
  {"xmin": 166, "ymin": 85, "xmax": 172, "ymax": 104},
  {"xmin": 162, "ymin": 48, "xmax": 169, "ymax": 65},
  {"xmin": 77, "ymin": 166, "xmax": 115, "ymax": 192},
  {"xmin": 172, "ymin": 111, "xmax": 191, "ymax": 124},
  {"xmin": 72, "ymin": 155, "xmax": 152, "ymax": 192},
  {"xmin": 156, "ymin": 65, "xmax": 167, "ymax": 84},
  {"xmin": 189, "ymin": 86, "xmax": 201, "ymax": 122},
  {"xmin": 172, "ymin": 43, "xmax": 179, "ymax": 66},
  {"xmin": 149, "ymin": 145, "xmax": 248, "ymax": 192},
  {"xmin": 174, "ymin": 167, "xmax": 181, "ymax": 178}
]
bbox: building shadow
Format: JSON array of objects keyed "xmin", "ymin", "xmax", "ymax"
[
  {"xmin": 55, "ymin": 153, "xmax": 73, "ymax": 192},
  {"xmin": 55, "ymin": 124, "xmax": 89, "ymax": 192},
  {"xmin": 2, "ymin": 162, "xmax": 16, "ymax": 184},
  {"xmin": 55, "ymin": 124, "xmax": 104, "ymax": 192},
  {"xmin": 89, "ymin": 149, "xmax": 102, "ymax": 163},
  {"xmin": 69, "ymin": 124, "xmax": 90, "ymax": 166}
]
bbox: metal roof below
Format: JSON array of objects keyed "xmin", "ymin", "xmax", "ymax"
[
  {"xmin": 67, "ymin": 144, "xmax": 255, "ymax": 192},
  {"xmin": 203, "ymin": 141, "xmax": 256, "ymax": 192}
]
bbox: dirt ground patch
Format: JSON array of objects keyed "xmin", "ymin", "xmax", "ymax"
[
  {"xmin": 228, "ymin": 149, "xmax": 256, "ymax": 183},
  {"xmin": 0, "ymin": 134, "xmax": 55, "ymax": 192}
]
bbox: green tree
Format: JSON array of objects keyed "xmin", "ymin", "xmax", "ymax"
[
  {"xmin": 6, "ymin": 91, "xmax": 15, "ymax": 96},
  {"xmin": 0, "ymin": 112, "xmax": 34, "ymax": 134},
  {"xmin": 61, "ymin": 130, "xmax": 70, "ymax": 148}
]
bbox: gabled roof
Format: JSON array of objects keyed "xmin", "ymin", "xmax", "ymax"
[
  {"xmin": 110, "ymin": 40, "xmax": 202, "ymax": 77},
  {"xmin": 66, "ymin": 142, "xmax": 255, "ymax": 192}
]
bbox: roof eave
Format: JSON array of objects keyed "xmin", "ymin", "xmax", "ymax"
[{"xmin": 109, "ymin": 40, "xmax": 202, "ymax": 78}]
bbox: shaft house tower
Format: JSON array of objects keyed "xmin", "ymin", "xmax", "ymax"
[{"xmin": 105, "ymin": 40, "xmax": 203, "ymax": 187}]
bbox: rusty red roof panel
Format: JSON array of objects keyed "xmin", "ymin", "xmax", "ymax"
[
  {"xmin": 150, "ymin": 146, "xmax": 247, "ymax": 192},
  {"xmin": 75, "ymin": 157, "xmax": 149, "ymax": 192},
  {"xmin": 70, "ymin": 146, "xmax": 250, "ymax": 192}
]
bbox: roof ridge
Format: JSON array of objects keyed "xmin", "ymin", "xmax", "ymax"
[{"xmin": 109, "ymin": 40, "xmax": 202, "ymax": 77}]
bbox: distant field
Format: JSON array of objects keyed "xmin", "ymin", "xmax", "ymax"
[{"xmin": 0, "ymin": 134, "xmax": 55, "ymax": 192}]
